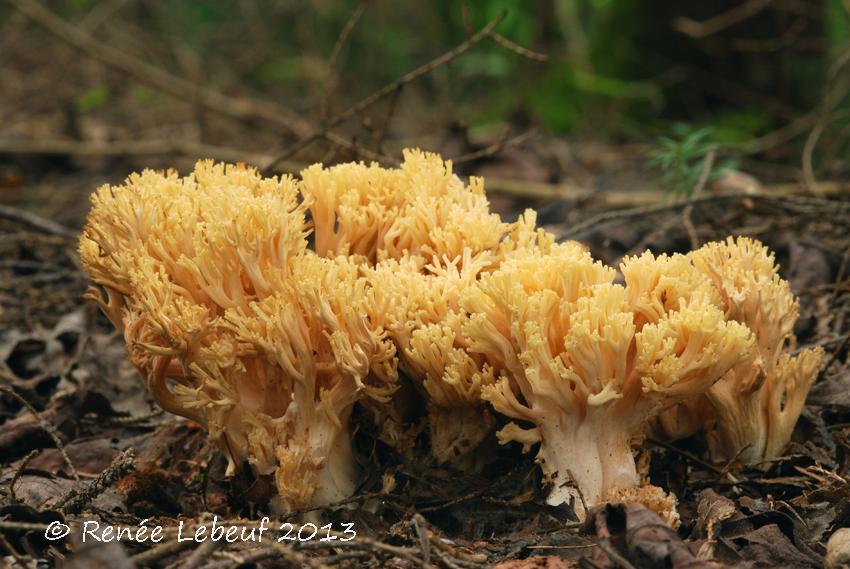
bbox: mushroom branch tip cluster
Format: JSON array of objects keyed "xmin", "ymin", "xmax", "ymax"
[{"xmin": 79, "ymin": 152, "xmax": 822, "ymax": 520}]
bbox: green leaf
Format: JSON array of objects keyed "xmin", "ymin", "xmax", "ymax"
[{"xmin": 74, "ymin": 86, "xmax": 110, "ymax": 113}]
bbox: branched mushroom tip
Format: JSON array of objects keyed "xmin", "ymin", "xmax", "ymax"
[
  {"xmin": 79, "ymin": 154, "xmax": 815, "ymax": 521},
  {"xmin": 653, "ymin": 237, "xmax": 823, "ymax": 466}
]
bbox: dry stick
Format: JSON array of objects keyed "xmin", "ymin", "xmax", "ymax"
[
  {"xmin": 461, "ymin": 1, "xmax": 547, "ymax": 62},
  {"xmin": 673, "ymin": 0, "xmax": 773, "ymax": 39},
  {"xmin": 597, "ymin": 539, "xmax": 637, "ymax": 569},
  {"xmin": 373, "ymin": 84, "xmax": 402, "ymax": 154},
  {"xmin": 78, "ymin": 0, "xmax": 130, "ymax": 32},
  {"xmin": 7, "ymin": 0, "xmax": 313, "ymax": 139},
  {"xmin": 321, "ymin": 1, "xmax": 367, "ymax": 122},
  {"xmin": 178, "ymin": 538, "xmax": 222, "ymax": 569},
  {"xmin": 0, "ymin": 138, "xmax": 286, "ymax": 170},
  {"xmin": 9, "ymin": 449, "xmax": 38, "ymax": 504},
  {"xmin": 451, "ymin": 129, "xmax": 536, "ymax": 165},
  {"xmin": 131, "ymin": 539, "xmax": 195, "ymax": 566},
  {"xmin": 323, "ymin": 133, "xmax": 399, "ymax": 165},
  {"xmin": 488, "ymin": 31, "xmax": 548, "ymax": 61},
  {"xmin": 802, "ymin": 48, "xmax": 850, "ymax": 196},
  {"xmin": 822, "ymin": 330, "xmax": 850, "ymax": 373},
  {"xmin": 682, "ymin": 149, "xmax": 716, "ymax": 249},
  {"xmin": 0, "ymin": 385, "xmax": 79, "ymax": 481},
  {"xmin": 737, "ymin": 111, "xmax": 819, "ymax": 155},
  {"xmin": 0, "ymin": 531, "xmax": 27, "ymax": 568},
  {"xmin": 831, "ymin": 244, "xmax": 850, "ymax": 309},
  {"xmin": 647, "ymin": 437, "xmax": 723, "ymax": 475},
  {"xmin": 262, "ymin": 9, "xmax": 508, "ymax": 173},
  {"xmin": 56, "ymin": 448, "xmax": 136, "ymax": 514},
  {"xmin": 412, "ymin": 514, "xmax": 432, "ymax": 567},
  {"xmin": 0, "ymin": 204, "xmax": 77, "ymax": 239},
  {"xmin": 267, "ymin": 541, "xmax": 331, "ymax": 569}
]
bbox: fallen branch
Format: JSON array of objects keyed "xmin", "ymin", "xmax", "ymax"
[
  {"xmin": 0, "ymin": 138, "xmax": 306, "ymax": 172},
  {"xmin": 0, "ymin": 204, "xmax": 77, "ymax": 239},
  {"xmin": 8, "ymin": 0, "xmax": 313, "ymax": 139},
  {"xmin": 674, "ymin": 0, "xmax": 773, "ymax": 39},
  {"xmin": 56, "ymin": 448, "xmax": 136, "ymax": 514}
]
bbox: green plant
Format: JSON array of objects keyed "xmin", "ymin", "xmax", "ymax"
[{"xmin": 647, "ymin": 126, "xmax": 737, "ymax": 197}]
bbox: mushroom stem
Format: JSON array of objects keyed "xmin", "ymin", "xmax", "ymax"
[
  {"xmin": 310, "ymin": 419, "xmax": 358, "ymax": 508},
  {"xmin": 536, "ymin": 413, "xmax": 639, "ymax": 520}
]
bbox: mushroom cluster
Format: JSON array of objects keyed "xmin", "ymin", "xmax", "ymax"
[{"xmin": 79, "ymin": 151, "xmax": 821, "ymax": 520}]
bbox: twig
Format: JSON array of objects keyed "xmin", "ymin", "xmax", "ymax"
[
  {"xmin": 321, "ymin": 2, "xmax": 367, "ymax": 122},
  {"xmin": 323, "ymin": 133, "xmax": 399, "ymax": 165},
  {"xmin": 488, "ymin": 32, "xmax": 548, "ymax": 61},
  {"xmin": 412, "ymin": 514, "xmax": 432, "ymax": 567},
  {"xmin": 823, "ymin": 330, "xmax": 850, "ymax": 372},
  {"xmin": 131, "ymin": 538, "xmax": 194, "ymax": 566},
  {"xmin": 682, "ymin": 149, "xmax": 716, "ymax": 249},
  {"xmin": 0, "ymin": 138, "xmax": 289, "ymax": 170},
  {"xmin": 9, "ymin": 449, "xmax": 38, "ymax": 503},
  {"xmin": 0, "ymin": 385, "xmax": 79, "ymax": 481},
  {"xmin": 0, "ymin": 531, "xmax": 27, "ymax": 567},
  {"xmin": 328, "ymin": 2, "xmax": 366, "ymax": 71},
  {"xmin": 648, "ymin": 437, "xmax": 723, "ymax": 475},
  {"xmin": 597, "ymin": 539, "xmax": 637, "ymax": 569},
  {"xmin": 78, "ymin": 0, "xmax": 131, "ymax": 32},
  {"xmin": 373, "ymin": 85, "xmax": 402, "ymax": 154},
  {"xmin": 0, "ymin": 204, "xmax": 76, "ymax": 239},
  {"xmin": 802, "ymin": 48, "xmax": 850, "ymax": 195},
  {"xmin": 8, "ymin": 0, "xmax": 313, "ymax": 138},
  {"xmin": 452, "ymin": 129, "xmax": 536, "ymax": 165},
  {"xmin": 262, "ymin": 9, "xmax": 508, "ymax": 172},
  {"xmin": 831, "ymin": 244, "xmax": 850, "ymax": 309},
  {"xmin": 178, "ymin": 538, "xmax": 222, "ymax": 569},
  {"xmin": 266, "ymin": 541, "xmax": 330, "ymax": 569},
  {"xmin": 673, "ymin": 0, "xmax": 774, "ymax": 39},
  {"xmin": 56, "ymin": 448, "xmax": 135, "ymax": 513},
  {"xmin": 737, "ymin": 110, "xmax": 819, "ymax": 154}
]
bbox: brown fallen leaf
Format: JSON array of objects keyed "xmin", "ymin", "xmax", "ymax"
[
  {"xmin": 63, "ymin": 539, "xmax": 136, "ymax": 569},
  {"xmin": 585, "ymin": 503, "xmax": 718, "ymax": 569},
  {"xmin": 732, "ymin": 524, "xmax": 820, "ymax": 568},
  {"xmin": 494, "ymin": 556, "xmax": 576, "ymax": 569},
  {"xmin": 694, "ymin": 489, "xmax": 737, "ymax": 560}
]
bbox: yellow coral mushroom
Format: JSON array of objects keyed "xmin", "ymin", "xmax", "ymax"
[
  {"xmin": 462, "ymin": 249, "xmax": 753, "ymax": 520},
  {"xmin": 80, "ymin": 161, "xmax": 397, "ymax": 512},
  {"xmin": 688, "ymin": 236, "xmax": 824, "ymax": 464}
]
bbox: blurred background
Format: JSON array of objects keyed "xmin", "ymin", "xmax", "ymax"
[{"xmin": 0, "ymin": 0, "xmax": 848, "ymax": 223}]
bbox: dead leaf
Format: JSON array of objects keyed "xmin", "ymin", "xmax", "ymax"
[
  {"xmin": 733, "ymin": 524, "xmax": 820, "ymax": 568},
  {"xmin": 586, "ymin": 503, "xmax": 716, "ymax": 568},
  {"xmin": 0, "ymin": 310, "xmax": 85, "ymax": 391},
  {"xmin": 495, "ymin": 556, "xmax": 576, "ymax": 569},
  {"xmin": 63, "ymin": 539, "xmax": 136, "ymax": 569}
]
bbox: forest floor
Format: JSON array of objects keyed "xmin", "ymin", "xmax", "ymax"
[{"xmin": 1, "ymin": 150, "xmax": 849, "ymax": 569}]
